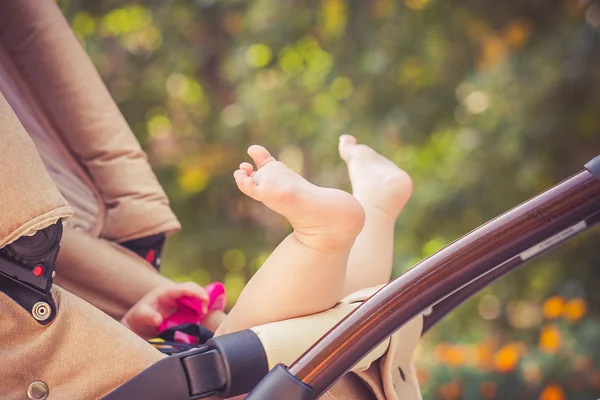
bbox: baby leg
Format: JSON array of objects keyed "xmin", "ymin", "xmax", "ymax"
[
  {"xmin": 338, "ymin": 135, "xmax": 413, "ymax": 295},
  {"xmin": 216, "ymin": 145, "xmax": 365, "ymax": 335}
]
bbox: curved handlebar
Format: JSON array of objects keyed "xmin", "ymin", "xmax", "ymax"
[{"xmin": 287, "ymin": 166, "xmax": 600, "ymax": 397}]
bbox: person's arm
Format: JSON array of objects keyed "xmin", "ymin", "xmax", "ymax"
[
  {"xmin": 55, "ymin": 226, "xmax": 173, "ymax": 320},
  {"xmin": 0, "ymin": 0, "xmax": 181, "ymax": 243}
]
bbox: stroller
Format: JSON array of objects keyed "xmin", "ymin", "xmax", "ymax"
[{"xmin": 0, "ymin": 1, "xmax": 599, "ymax": 399}]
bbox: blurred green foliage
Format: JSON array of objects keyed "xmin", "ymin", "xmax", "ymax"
[{"xmin": 58, "ymin": 0, "xmax": 600, "ymax": 397}]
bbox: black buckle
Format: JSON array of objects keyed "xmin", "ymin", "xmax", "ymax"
[
  {"xmin": 105, "ymin": 329, "xmax": 270, "ymax": 400},
  {"xmin": 0, "ymin": 221, "xmax": 62, "ymax": 324},
  {"xmin": 120, "ymin": 232, "xmax": 166, "ymax": 270}
]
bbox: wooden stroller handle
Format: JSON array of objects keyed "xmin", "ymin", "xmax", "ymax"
[
  {"xmin": 422, "ymin": 154, "xmax": 600, "ymax": 333},
  {"xmin": 287, "ymin": 160, "xmax": 600, "ymax": 397},
  {"xmin": 422, "ymin": 212, "xmax": 600, "ymax": 333}
]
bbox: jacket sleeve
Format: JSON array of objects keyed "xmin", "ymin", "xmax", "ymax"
[{"xmin": 0, "ymin": 0, "xmax": 181, "ymax": 243}]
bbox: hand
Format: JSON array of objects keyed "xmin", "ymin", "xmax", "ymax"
[
  {"xmin": 202, "ymin": 309, "xmax": 227, "ymax": 332},
  {"xmin": 121, "ymin": 282, "xmax": 208, "ymax": 339}
]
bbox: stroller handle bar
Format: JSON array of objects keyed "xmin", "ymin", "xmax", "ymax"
[
  {"xmin": 422, "ymin": 154, "xmax": 600, "ymax": 332},
  {"xmin": 247, "ymin": 155, "xmax": 600, "ymax": 399}
]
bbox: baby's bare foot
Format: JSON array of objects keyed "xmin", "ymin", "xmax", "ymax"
[
  {"xmin": 234, "ymin": 145, "xmax": 365, "ymax": 251},
  {"xmin": 338, "ymin": 135, "xmax": 412, "ymax": 219}
]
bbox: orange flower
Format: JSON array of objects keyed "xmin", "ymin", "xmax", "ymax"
[
  {"xmin": 539, "ymin": 325, "xmax": 562, "ymax": 354},
  {"xmin": 539, "ymin": 384, "xmax": 565, "ymax": 400},
  {"xmin": 562, "ymin": 298, "xmax": 587, "ymax": 322},
  {"xmin": 475, "ymin": 343, "xmax": 494, "ymax": 370},
  {"xmin": 445, "ymin": 346, "xmax": 467, "ymax": 367},
  {"xmin": 435, "ymin": 344, "xmax": 467, "ymax": 367},
  {"xmin": 439, "ymin": 381, "xmax": 462, "ymax": 400},
  {"xmin": 543, "ymin": 296, "xmax": 565, "ymax": 319},
  {"xmin": 435, "ymin": 343, "xmax": 451, "ymax": 360},
  {"xmin": 493, "ymin": 342, "xmax": 521, "ymax": 373}
]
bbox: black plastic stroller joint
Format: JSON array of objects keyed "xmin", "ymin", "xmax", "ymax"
[
  {"xmin": 0, "ymin": 221, "xmax": 62, "ymax": 325},
  {"xmin": 104, "ymin": 329, "xmax": 270, "ymax": 400},
  {"xmin": 246, "ymin": 364, "xmax": 314, "ymax": 400}
]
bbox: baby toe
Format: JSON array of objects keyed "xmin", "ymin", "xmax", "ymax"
[{"xmin": 248, "ymin": 145, "xmax": 276, "ymax": 168}]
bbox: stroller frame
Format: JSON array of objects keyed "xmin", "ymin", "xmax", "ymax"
[{"xmin": 103, "ymin": 157, "xmax": 600, "ymax": 399}]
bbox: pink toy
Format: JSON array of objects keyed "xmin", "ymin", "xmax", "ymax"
[{"xmin": 158, "ymin": 282, "xmax": 226, "ymax": 344}]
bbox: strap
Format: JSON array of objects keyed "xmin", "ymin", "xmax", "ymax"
[
  {"xmin": 120, "ymin": 232, "xmax": 166, "ymax": 270},
  {"xmin": 149, "ymin": 323, "xmax": 215, "ymax": 355}
]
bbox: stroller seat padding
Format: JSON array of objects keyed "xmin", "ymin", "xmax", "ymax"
[
  {"xmin": 0, "ymin": 286, "xmax": 165, "ymax": 399},
  {"xmin": 252, "ymin": 285, "xmax": 392, "ymax": 372},
  {"xmin": 251, "ymin": 285, "xmax": 423, "ymax": 400},
  {"xmin": 0, "ymin": 89, "xmax": 73, "ymax": 248}
]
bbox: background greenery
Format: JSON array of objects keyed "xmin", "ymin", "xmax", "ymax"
[{"xmin": 58, "ymin": 0, "xmax": 600, "ymax": 398}]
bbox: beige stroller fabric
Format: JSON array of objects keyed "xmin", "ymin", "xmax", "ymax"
[
  {"xmin": 0, "ymin": 288, "xmax": 165, "ymax": 400},
  {"xmin": 0, "ymin": 1, "xmax": 423, "ymax": 399},
  {"xmin": 249, "ymin": 285, "xmax": 423, "ymax": 400},
  {"xmin": 0, "ymin": 91, "xmax": 73, "ymax": 247}
]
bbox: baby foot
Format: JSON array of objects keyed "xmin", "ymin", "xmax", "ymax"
[
  {"xmin": 338, "ymin": 135, "xmax": 413, "ymax": 219},
  {"xmin": 234, "ymin": 145, "xmax": 365, "ymax": 251}
]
